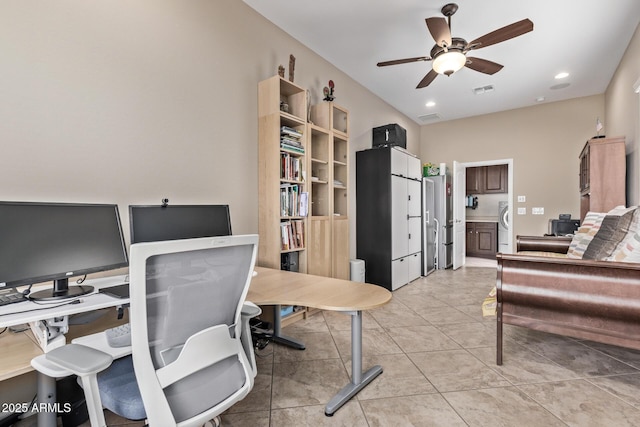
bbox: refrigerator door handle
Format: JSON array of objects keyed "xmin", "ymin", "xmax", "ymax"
[
  {"xmin": 425, "ymin": 210, "xmax": 429, "ymax": 223},
  {"xmin": 434, "ymin": 217, "xmax": 440, "ymax": 269}
]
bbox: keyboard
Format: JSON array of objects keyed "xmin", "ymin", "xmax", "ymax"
[
  {"xmin": 105, "ymin": 323, "xmax": 132, "ymax": 348},
  {"xmin": 0, "ymin": 289, "xmax": 26, "ymax": 306}
]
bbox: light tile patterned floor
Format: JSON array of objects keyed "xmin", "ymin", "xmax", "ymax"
[{"xmin": 40, "ymin": 265, "xmax": 640, "ymax": 426}]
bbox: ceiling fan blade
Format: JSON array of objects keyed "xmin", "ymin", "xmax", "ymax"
[
  {"xmin": 426, "ymin": 17, "xmax": 452, "ymax": 48},
  {"xmin": 465, "ymin": 57, "xmax": 504, "ymax": 75},
  {"xmin": 416, "ymin": 69, "xmax": 438, "ymax": 89},
  {"xmin": 466, "ymin": 19, "xmax": 533, "ymax": 50},
  {"xmin": 377, "ymin": 56, "xmax": 431, "ymax": 67}
]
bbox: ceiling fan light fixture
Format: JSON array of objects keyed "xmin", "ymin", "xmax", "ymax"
[{"xmin": 432, "ymin": 51, "xmax": 466, "ymax": 76}]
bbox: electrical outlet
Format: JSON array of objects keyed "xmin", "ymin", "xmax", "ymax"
[
  {"xmin": 532, "ymin": 207, "xmax": 544, "ymax": 215},
  {"xmin": 517, "ymin": 195, "xmax": 526, "ymax": 203},
  {"xmin": 517, "ymin": 207, "xmax": 526, "ymax": 215}
]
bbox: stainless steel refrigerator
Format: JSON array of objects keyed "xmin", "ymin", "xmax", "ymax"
[{"xmin": 423, "ymin": 174, "xmax": 452, "ymax": 274}]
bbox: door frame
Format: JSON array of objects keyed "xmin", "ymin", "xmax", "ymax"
[{"xmin": 453, "ymin": 159, "xmax": 514, "ymax": 268}]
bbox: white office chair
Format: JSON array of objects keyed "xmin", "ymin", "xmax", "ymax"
[{"xmin": 32, "ymin": 234, "xmax": 259, "ymax": 426}]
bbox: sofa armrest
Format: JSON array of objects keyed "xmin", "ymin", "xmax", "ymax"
[
  {"xmin": 516, "ymin": 235, "xmax": 572, "ymax": 253},
  {"xmin": 495, "ymin": 253, "xmax": 640, "ymax": 365},
  {"xmin": 496, "ymin": 253, "xmax": 640, "ymax": 319}
]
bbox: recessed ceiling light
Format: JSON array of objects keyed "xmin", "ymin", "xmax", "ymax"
[
  {"xmin": 555, "ymin": 72, "xmax": 569, "ymax": 79},
  {"xmin": 536, "ymin": 96, "xmax": 545, "ymax": 102},
  {"xmin": 425, "ymin": 101, "xmax": 436, "ymax": 107}
]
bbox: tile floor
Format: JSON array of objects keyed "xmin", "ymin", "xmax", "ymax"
[{"xmin": 75, "ymin": 265, "xmax": 640, "ymax": 425}]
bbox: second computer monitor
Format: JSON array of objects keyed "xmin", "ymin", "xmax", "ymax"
[{"xmin": 129, "ymin": 205, "xmax": 232, "ymax": 244}]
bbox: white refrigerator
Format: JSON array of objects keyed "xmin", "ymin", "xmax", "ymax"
[{"xmin": 423, "ymin": 174, "xmax": 453, "ymax": 275}]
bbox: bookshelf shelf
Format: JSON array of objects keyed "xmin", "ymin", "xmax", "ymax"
[
  {"xmin": 258, "ymin": 76, "xmax": 350, "ymax": 329},
  {"xmin": 308, "ymin": 101, "xmax": 350, "ymax": 279},
  {"xmin": 258, "ymin": 75, "xmax": 308, "ymax": 272}
]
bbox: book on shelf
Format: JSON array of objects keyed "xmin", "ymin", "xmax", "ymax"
[
  {"xmin": 299, "ymin": 192, "xmax": 308, "ymax": 217},
  {"xmin": 280, "ymin": 219, "xmax": 305, "ymax": 251},
  {"xmin": 281, "ymin": 136, "xmax": 303, "ymax": 147},
  {"xmin": 281, "ymin": 126, "xmax": 303, "ymax": 138},
  {"xmin": 281, "ymin": 143, "xmax": 305, "ymax": 154},
  {"xmin": 280, "ymin": 185, "xmax": 308, "ymax": 217},
  {"xmin": 280, "ymin": 153, "xmax": 302, "ymax": 181}
]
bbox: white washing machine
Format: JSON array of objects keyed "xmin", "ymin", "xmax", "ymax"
[{"xmin": 498, "ymin": 201, "xmax": 509, "ymax": 253}]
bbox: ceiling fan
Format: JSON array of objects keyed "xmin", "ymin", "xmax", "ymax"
[{"xmin": 377, "ymin": 3, "xmax": 533, "ymax": 88}]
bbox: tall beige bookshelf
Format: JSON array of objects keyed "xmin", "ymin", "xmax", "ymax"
[
  {"xmin": 258, "ymin": 76, "xmax": 308, "ymax": 269},
  {"xmin": 309, "ymin": 102, "xmax": 350, "ymax": 280},
  {"xmin": 258, "ymin": 75, "xmax": 308, "ymax": 325},
  {"xmin": 258, "ymin": 76, "xmax": 350, "ymax": 325}
]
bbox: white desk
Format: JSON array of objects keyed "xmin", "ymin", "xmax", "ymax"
[{"xmin": 0, "ymin": 275, "xmax": 129, "ymax": 328}]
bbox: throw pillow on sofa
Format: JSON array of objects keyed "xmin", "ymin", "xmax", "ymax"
[
  {"xmin": 606, "ymin": 207, "xmax": 640, "ymax": 263},
  {"xmin": 582, "ymin": 206, "xmax": 638, "ymax": 260},
  {"xmin": 566, "ymin": 211, "xmax": 606, "ymax": 259}
]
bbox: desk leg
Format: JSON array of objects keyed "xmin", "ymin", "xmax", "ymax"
[
  {"xmin": 271, "ymin": 305, "xmax": 305, "ymax": 350},
  {"xmin": 324, "ymin": 310, "xmax": 383, "ymax": 416},
  {"xmin": 37, "ymin": 372, "xmax": 58, "ymax": 427}
]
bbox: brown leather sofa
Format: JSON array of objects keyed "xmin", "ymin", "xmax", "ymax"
[{"xmin": 495, "ymin": 235, "xmax": 640, "ymax": 365}]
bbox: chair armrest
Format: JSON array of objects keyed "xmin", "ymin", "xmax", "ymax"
[
  {"xmin": 241, "ymin": 301, "xmax": 262, "ymax": 318},
  {"xmin": 516, "ymin": 235, "xmax": 572, "ymax": 253},
  {"xmin": 240, "ymin": 301, "xmax": 262, "ymax": 380},
  {"xmin": 45, "ymin": 343, "xmax": 113, "ymax": 376},
  {"xmin": 33, "ymin": 343, "xmax": 113, "ymax": 427}
]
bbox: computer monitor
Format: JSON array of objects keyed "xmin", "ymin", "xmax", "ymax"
[
  {"xmin": 129, "ymin": 204, "xmax": 232, "ymax": 244},
  {"xmin": 0, "ymin": 202, "xmax": 129, "ymax": 301}
]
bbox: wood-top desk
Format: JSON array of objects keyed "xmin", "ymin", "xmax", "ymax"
[
  {"xmin": 249, "ymin": 267, "xmax": 392, "ymax": 415},
  {"xmin": 0, "ymin": 267, "xmax": 391, "ymax": 418}
]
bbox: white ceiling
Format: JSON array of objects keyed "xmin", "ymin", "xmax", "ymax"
[{"xmin": 243, "ymin": 0, "xmax": 640, "ymax": 124}]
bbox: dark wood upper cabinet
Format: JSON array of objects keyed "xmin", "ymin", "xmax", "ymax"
[{"xmin": 466, "ymin": 165, "xmax": 508, "ymax": 195}]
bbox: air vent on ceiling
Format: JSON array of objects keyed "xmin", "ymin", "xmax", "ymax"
[
  {"xmin": 472, "ymin": 85, "xmax": 495, "ymax": 95},
  {"xmin": 418, "ymin": 112, "xmax": 441, "ymax": 122}
]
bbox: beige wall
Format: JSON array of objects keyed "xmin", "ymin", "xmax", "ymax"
[
  {"xmin": 0, "ymin": 0, "xmax": 419, "ymax": 403},
  {"xmin": 420, "ymin": 95, "xmax": 605, "ymax": 237},
  {"xmin": 0, "ymin": 0, "xmax": 419, "ymax": 256},
  {"xmin": 605, "ymin": 22, "xmax": 640, "ymax": 205}
]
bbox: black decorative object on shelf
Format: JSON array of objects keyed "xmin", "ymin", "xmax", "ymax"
[{"xmin": 323, "ymin": 80, "xmax": 335, "ymax": 101}]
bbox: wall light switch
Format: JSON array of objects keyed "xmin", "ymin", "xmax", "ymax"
[
  {"xmin": 517, "ymin": 207, "xmax": 526, "ymax": 215},
  {"xmin": 517, "ymin": 195, "xmax": 526, "ymax": 203},
  {"xmin": 532, "ymin": 207, "xmax": 544, "ymax": 215}
]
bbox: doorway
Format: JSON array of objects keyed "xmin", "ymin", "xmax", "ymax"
[{"xmin": 452, "ymin": 159, "xmax": 513, "ymax": 270}]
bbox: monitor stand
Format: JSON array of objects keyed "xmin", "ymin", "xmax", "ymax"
[{"xmin": 28, "ymin": 278, "xmax": 94, "ymax": 301}]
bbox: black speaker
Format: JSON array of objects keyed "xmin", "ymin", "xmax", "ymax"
[
  {"xmin": 281, "ymin": 252, "xmax": 299, "ymax": 272},
  {"xmin": 373, "ymin": 124, "xmax": 406, "ymax": 149}
]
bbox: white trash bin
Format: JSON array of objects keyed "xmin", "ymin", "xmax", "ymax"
[{"xmin": 349, "ymin": 259, "xmax": 365, "ymax": 282}]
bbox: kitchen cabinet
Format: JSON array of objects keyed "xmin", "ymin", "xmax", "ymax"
[
  {"xmin": 466, "ymin": 222, "xmax": 498, "ymax": 259},
  {"xmin": 466, "ymin": 165, "xmax": 508, "ymax": 195}
]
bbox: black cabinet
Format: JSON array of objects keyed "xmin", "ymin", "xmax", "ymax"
[{"xmin": 356, "ymin": 146, "xmax": 422, "ymax": 291}]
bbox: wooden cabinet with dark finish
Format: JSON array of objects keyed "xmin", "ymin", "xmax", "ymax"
[
  {"xmin": 578, "ymin": 136, "xmax": 625, "ymax": 221},
  {"xmin": 466, "ymin": 167, "xmax": 482, "ymax": 194},
  {"xmin": 466, "ymin": 165, "xmax": 508, "ymax": 195},
  {"xmin": 483, "ymin": 164, "xmax": 508, "ymax": 193},
  {"xmin": 466, "ymin": 222, "xmax": 498, "ymax": 259}
]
